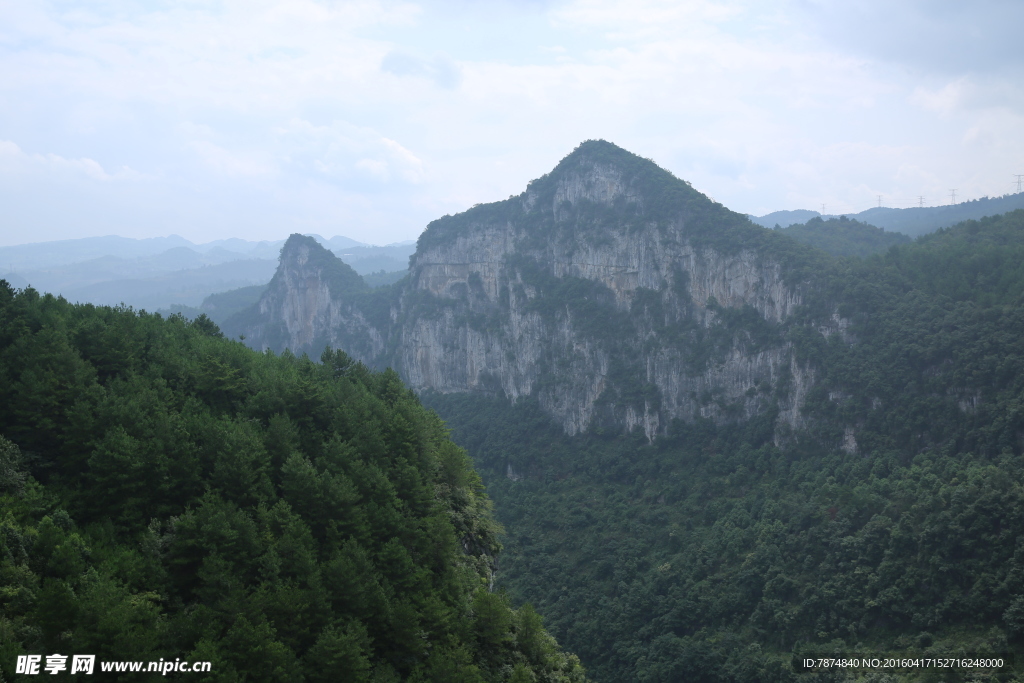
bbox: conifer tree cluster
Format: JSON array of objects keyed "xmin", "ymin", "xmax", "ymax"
[{"xmin": 0, "ymin": 283, "xmax": 585, "ymax": 682}]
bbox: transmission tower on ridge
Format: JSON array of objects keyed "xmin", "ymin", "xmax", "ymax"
[
  {"xmin": 1015, "ymin": 174, "xmax": 1023, "ymax": 193},
  {"xmin": 917, "ymin": 196, "xmax": 925, "ymax": 208},
  {"xmin": 949, "ymin": 189, "xmax": 957, "ymax": 205},
  {"xmin": 877, "ymin": 195, "xmax": 882, "ymax": 208}
]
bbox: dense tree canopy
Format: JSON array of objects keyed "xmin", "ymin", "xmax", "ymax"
[
  {"xmin": 427, "ymin": 210, "xmax": 1024, "ymax": 683},
  {"xmin": 0, "ymin": 284, "xmax": 585, "ymax": 682},
  {"xmin": 777, "ymin": 215, "xmax": 911, "ymax": 258}
]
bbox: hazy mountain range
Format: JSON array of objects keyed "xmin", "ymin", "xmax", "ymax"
[
  {"xmin": 0, "ymin": 234, "xmax": 415, "ymax": 311},
  {"xmin": 3, "ymin": 183, "xmax": 1022, "ymax": 319},
  {"xmin": 750, "ymin": 191, "xmax": 1024, "ymax": 234}
]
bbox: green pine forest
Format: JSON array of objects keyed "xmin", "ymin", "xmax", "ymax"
[
  {"xmin": 0, "ymin": 283, "xmax": 586, "ymax": 682},
  {"xmin": 425, "ymin": 208, "xmax": 1024, "ymax": 682}
]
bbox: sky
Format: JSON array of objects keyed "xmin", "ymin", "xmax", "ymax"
[{"xmin": 1, "ymin": 0, "xmax": 1022, "ymax": 247}]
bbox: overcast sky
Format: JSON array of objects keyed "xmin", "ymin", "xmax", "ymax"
[{"xmin": 1, "ymin": 0, "xmax": 1022, "ymax": 247}]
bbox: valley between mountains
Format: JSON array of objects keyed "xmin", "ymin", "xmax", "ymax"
[
  {"xmin": 220, "ymin": 140, "xmax": 1024, "ymax": 681},
  {"xmin": 6, "ymin": 139, "xmax": 1024, "ymax": 682}
]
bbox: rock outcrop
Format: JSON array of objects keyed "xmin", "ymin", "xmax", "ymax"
[{"xmin": 234, "ymin": 140, "xmax": 834, "ymax": 438}]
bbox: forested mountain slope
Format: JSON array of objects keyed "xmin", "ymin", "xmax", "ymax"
[
  {"xmin": 0, "ymin": 283, "xmax": 586, "ymax": 682},
  {"xmin": 427, "ymin": 209, "xmax": 1024, "ymax": 682},
  {"xmin": 222, "ymin": 139, "xmax": 1024, "ymax": 681},
  {"xmin": 777, "ymin": 215, "xmax": 911, "ymax": 257}
]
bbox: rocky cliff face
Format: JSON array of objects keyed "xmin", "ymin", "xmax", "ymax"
[
  {"xmin": 229, "ymin": 234, "xmax": 387, "ymax": 363},
  {"xmin": 239, "ymin": 141, "xmax": 835, "ymax": 438}
]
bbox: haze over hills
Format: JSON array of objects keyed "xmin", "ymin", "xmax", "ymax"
[
  {"xmin": 0, "ymin": 234, "xmax": 415, "ymax": 311},
  {"xmin": 0, "ymin": 234, "xmax": 284, "ymax": 270},
  {"xmin": 221, "ymin": 139, "xmax": 1024, "ymax": 681},
  {"xmin": 751, "ymin": 191, "xmax": 1024, "ymax": 234},
  {"xmin": 6, "ymin": 181, "xmax": 1014, "ymax": 316}
]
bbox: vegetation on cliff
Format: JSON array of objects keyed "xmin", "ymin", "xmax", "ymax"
[
  {"xmin": 416, "ymin": 140, "xmax": 816, "ymax": 269},
  {"xmin": 426, "ymin": 209, "xmax": 1024, "ymax": 682},
  {"xmin": 0, "ymin": 282, "xmax": 585, "ymax": 682}
]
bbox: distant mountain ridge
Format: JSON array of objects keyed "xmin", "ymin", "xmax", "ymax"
[
  {"xmin": 0, "ymin": 234, "xmax": 282, "ymax": 270},
  {"xmin": 752, "ymin": 192, "xmax": 1024, "ymax": 235},
  {"xmin": 2, "ymin": 233, "xmax": 416, "ymax": 311},
  {"xmin": 0, "ymin": 233, "xmax": 414, "ymax": 270}
]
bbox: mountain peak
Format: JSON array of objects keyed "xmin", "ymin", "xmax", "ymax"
[
  {"xmin": 516, "ymin": 139, "xmax": 716, "ymax": 224},
  {"xmin": 410, "ymin": 143, "xmax": 770, "ymax": 284},
  {"xmin": 238, "ymin": 141, "xmax": 805, "ymax": 440},
  {"xmin": 225, "ymin": 234, "xmax": 371, "ymax": 354},
  {"xmin": 276, "ymin": 233, "xmax": 366, "ymax": 298},
  {"xmin": 558, "ymin": 138, "xmax": 633, "ymax": 164},
  {"xmin": 542, "ymin": 139, "xmax": 669, "ymax": 186}
]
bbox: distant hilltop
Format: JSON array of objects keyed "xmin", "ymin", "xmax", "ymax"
[
  {"xmin": 0, "ymin": 233, "xmax": 416, "ymax": 312},
  {"xmin": 751, "ymin": 192, "xmax": 1024, "ymax": 236}
]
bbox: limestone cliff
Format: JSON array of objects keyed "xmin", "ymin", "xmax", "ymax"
[
  {"xmin": 229, "ymin": 234, "xmax": 390, "ymax": 364},
  {"xmin": 235, "ymin": 140, "xmax": 836, "ymax": 438}
]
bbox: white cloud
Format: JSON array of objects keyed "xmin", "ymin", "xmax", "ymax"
[
  {"xmin": 797, "ymin": 0, "xmax": 1024, "ymax": 75},
  {"xmin": 0, "ymin": 139, "xmax": 140, "ymax": 182},
  {"xmin": 552, "ymin": 0, "xmax": 742, "ymax": 38},
  {"xmin": 0, "ymin": 0, "xmax": 420, "ymax": 111},
  {"xmin": 0, "ymin": 0, "xmax": 1021, "ymax": 244},
  {"xmin": 277, "ymin": 119, "xmax": 425, "ymax": 184},
  {"xmin": 188, "ymin": 141, "xmax": 276, "ymax": 178},
  {"xmin": 381, "ymin": 50, "xmax": 462, "ymax": 88},
  {"xmin": 910, "ymin": 79, "xmax": 970, "ymax": 114},
  {"xmin": 355, "ymin": 158, "xmax": 390, "ymax": 179}
]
